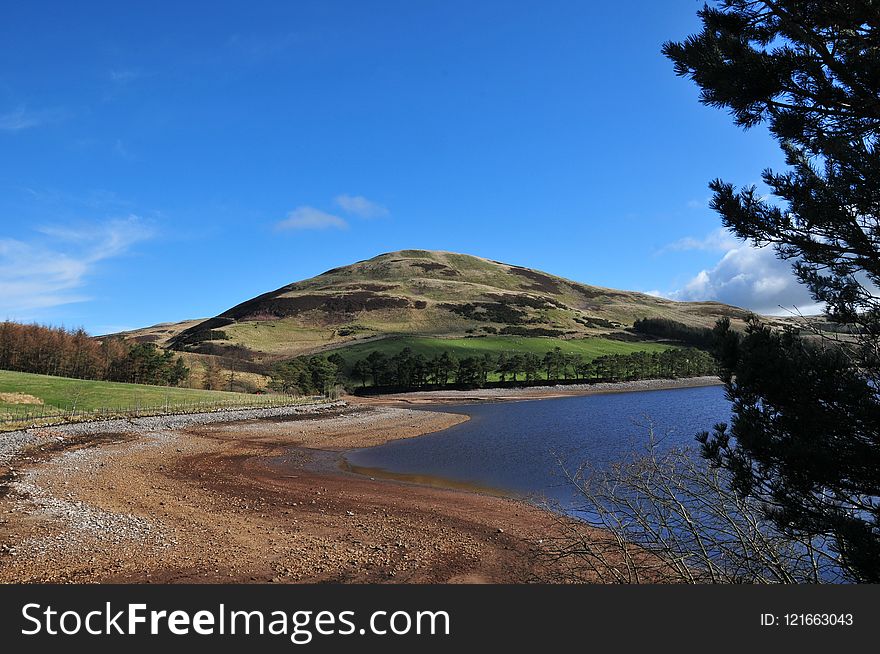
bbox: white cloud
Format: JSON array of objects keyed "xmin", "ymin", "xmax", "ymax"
[
  {"xmin": 0, "ymin": 216, "xmax": 153, "ymax": 316},
  {"xmin": 277, "ymin": 195, "xmax": 390, "ymax": 233},
  {"xmin": 666, "ymin": 237, "xmax": 820, "ymax": 315},
  {"xmin": 0, "ymin": 106, "xmax": 64, "ymax": 132},
  {"xmin": 334, "ymin": 194, "xmax": 389, "ymax": 219},
  {"xmin": 659, "ymin": 228, "xmax": 740, "ymax": 254},
  {"xmin": 276, "ymin": 206, "xmax": 348, "ymax": 231}
]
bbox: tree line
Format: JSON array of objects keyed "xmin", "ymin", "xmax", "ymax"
[
  {"xmin": 0, "ymin": 321, "xmax": 190, "ymax": 387},
  {"xmin": 268, "ymin": 353, "xmax": 346, "ymax": 396},
  {"xmin": 343, "ymin": 346, "xmax": 716, "ymax": 390}
]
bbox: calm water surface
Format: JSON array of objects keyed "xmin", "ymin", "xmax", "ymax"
[{"xmin": 345, "ymin": 385, "xmax": 731, "ymax": 512}]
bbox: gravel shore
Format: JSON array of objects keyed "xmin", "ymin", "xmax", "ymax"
[
  {"xmin": 0, "ymin": 400, "xmax": 573, "ymax": 583},
  {"xmin": 0, "ymin": 401, "xmax": 344, "ymax": 465}
]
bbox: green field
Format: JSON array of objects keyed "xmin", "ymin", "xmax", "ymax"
[
  {"xmin": 333, "ymin": 335, "xmax": 674, "ymax": 367},
  {"xmin": 0, "ymin": 370, "xmax": 303, "ymax": 429}
]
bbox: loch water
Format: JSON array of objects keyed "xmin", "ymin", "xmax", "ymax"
[{"xmin": 344, "ymin": 385, "xmax": 732, "ymax": 512}]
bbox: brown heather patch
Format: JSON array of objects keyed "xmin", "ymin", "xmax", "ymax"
[{"xmin": 0, "ymin": 393, "xmax": 44, "ymax": 405}]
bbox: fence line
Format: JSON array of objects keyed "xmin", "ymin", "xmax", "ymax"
[{"xmin": 0, "ymin": 393, "xmax": 330, "ymax": 431}]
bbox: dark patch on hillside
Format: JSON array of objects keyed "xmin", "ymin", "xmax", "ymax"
[
  {"xmin": 336, "ymin": 324, "xmax": 375, "ymax": 337},
  {"xmin": 398, "ymin": 249, "xmax": 433, "ymax": 258},
  {"xmin": 574, "ymin": 316, "xmax": 621, "ymax": 329},
  {"xmin": 438, "ymin": 293, "xmax": 571, "ymax": 326},
  {"xmin": 485, "ymin": 293, "xmax": 566, "ymax": 310},
  {"xmin": 344, "ymin": 283, "xmax": 400, "ymax": 292},
  {"xmin": 507, "ymin": 266, "xmax": 563, "ymax": 294},
  {"xmin": 188, "ymin": 343, "xmax": 258, "ymax": 360},
  {"xmin": 179, "ymin": 329, "xmax": 229, "ymax": 344},
  {"xmin": 232, "ymin": 293, "xmax": 411, "ymax": 320},
  {"xmin": 439, "ymin": 302, "xmax": 529, "ymax": 324},
  {"xmin": 409, "ymin": 261, "xmax": 445, "ymax": 272},
  {"xmin": 206, "ymin": 289, "xmax": 410, "ymax": 324},
  {"xmin": 409, "ymin": 261, "xmax": 462, "ymax": 277},
  {"xmin": 571, "ymin": 284, "xmax": 603, "ymax": 300},
  {"xmin": 499, "ymin": 326, "xmax": 566, "ymax": 337},
  {"xmin": 169, "ymin": 316, "xmax": 237, "ymax": 349}
]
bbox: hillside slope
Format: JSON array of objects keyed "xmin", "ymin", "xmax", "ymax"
[{"xmin": 156, "ymin": 250, "xmax": 753, "ymax": 361}]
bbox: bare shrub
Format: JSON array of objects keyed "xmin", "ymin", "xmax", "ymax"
[{"xmin": 538, "ymin": 429, "xmax": 847, "ymax": 583}]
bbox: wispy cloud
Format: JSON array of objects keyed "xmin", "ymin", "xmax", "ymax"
[
  {"xmin": 109, "ymin": 68, "xmax": 145, "ymax": 83},
  {"xmin": 0, "ymin": 106, "xmax": 51, "ymax": 132},
  {"xmin": 334, "ymin": 194, "xmax": 390, "ymax": 219},
  {"xmin": 276, "ymin": 206, "xmax": 348, "ymax": 231},
  {"xmin": 277, "ymin": 195, "xmax": 390, "ymax": 233},
  {"xmin": 0, "ymin": 216, "xmax": 154, "ymax": 316},
  {"xmin": 658, "ymin": 228, "xmax": 740, "ymax": 254},
  {"xmin": 113, "ymin": 138, "xmax": 136, "ymax": 161}
]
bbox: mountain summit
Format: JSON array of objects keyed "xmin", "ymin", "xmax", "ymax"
[{"xmin": 158, "ymin": 250, "xmax": 749, "ymax": 360}]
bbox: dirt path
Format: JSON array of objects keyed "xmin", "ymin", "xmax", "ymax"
[{"xmin": 0, "ymin": 403, "xmax": 579, "ymax": 583}]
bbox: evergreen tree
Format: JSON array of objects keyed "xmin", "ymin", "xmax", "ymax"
[
  {"xmin": 437, "ymin": 351, "xmax": 455, "ymax": 386},
  {"xmin": 327, "ymin": 352, "xmax": 347, "ymax": 384},
  {"xmin": 308, "ymin": 356, "xmax": 339, "ymax": 394},
  {"xmin": 508, "ymin": 353, "xmax": 524, "ymax": 382},
  {"xmin": 666, "ymin": 0, "xmax": 880, "ymax": 581},
  {"xmin": 412, "ymin": 353, "xmax": 428, "ymax": 386},
  {"xmin": 496, "ymin": 352, "xmax": 510, "ymax": 382},
  {"xmin": 522, "ymin": 353, "xmax": 541, "ymax": 382},
  {"xmin": 454, "ymin": 356, "xmax": 485, "ymax": 387},
  {"xmin": 365, "ymin": 351, "xmax": 388, "ymax": 387},
  {"xmin": 169, "ymin": 356, "xmax": 190, "ymax": 387},
  {"xmin": 352, "ymin": 359, "xmax": 370, "ymax": 388}
]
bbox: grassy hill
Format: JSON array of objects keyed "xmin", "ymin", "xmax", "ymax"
[{"xmin": 151, "ymin": 249, "xmax": 754, "ymax": 364}]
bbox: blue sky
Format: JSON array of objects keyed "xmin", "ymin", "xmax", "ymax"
[{"xmin": 0, "ymin": 1, "xmax": 815, "ymax": 334}]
